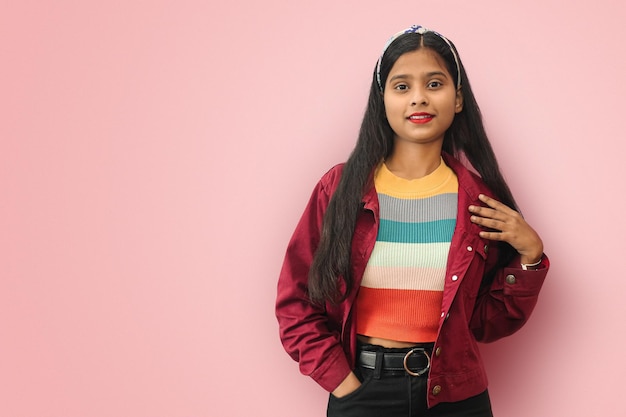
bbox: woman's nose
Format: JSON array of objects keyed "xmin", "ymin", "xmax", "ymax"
[{"xmin": 410, "ymin": 89, "xmax": 427, "ymax": 106}]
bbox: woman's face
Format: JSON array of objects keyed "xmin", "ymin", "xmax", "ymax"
[{"xmin": 383, "ymin": 48, "xmax": 463, "ymax": 148}]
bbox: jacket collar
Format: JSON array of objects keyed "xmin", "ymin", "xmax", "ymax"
[{"xmin": 441, "ymin": 152, "xmax": 489, "ymax": 206}]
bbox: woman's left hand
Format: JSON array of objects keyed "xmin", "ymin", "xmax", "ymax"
[{"xmin": 468, "ymin": 194, "xmax": 543, "ymax": 264}]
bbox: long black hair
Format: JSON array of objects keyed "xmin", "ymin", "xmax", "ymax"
[{"xmin": 308, "ymin": 31, "xmax": 518, "ymax": 304}]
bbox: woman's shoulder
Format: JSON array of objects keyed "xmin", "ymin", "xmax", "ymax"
[{"xmin": 317, "ymin": 163, "xmax": 346, "ymax": 191}]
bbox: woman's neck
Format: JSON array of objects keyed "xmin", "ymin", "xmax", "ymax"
[{"xmin": 384, "ymin": 141, "xmax": 443, "ymax": 180}]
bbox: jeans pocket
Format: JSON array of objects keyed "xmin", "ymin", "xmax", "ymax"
[{"xmin": 329, "ymin": 367, "xmax": 374, "ymax": 403}]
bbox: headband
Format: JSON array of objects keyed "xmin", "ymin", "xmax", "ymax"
[{"xmin": 375, "ymin": 25, "xmax": 462, "ymax": 91}]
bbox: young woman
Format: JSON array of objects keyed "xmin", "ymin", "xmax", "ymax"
[{"xmin": 276, "ymin": 25, "xmax": 549, "ymax": 417}]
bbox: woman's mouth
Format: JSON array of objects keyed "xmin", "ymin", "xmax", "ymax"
[{"xmin": 408, "ymin": 113, "xmax": 434, "ymax": 124}]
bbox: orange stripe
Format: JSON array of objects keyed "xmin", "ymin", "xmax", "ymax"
[{"xmin": 356, "ymin": 287, "xmax": 443, "ymax": 343}]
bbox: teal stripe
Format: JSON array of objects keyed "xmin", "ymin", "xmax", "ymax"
[{"xmin": 378, "ymin": 219, "xmax": 456, "ymax": 243}]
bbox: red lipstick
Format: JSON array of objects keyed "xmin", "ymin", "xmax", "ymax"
[{"xmin": 408, "ymin": 112, "xmax": 434, "ymax": 124}]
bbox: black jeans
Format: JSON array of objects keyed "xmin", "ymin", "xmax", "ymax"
[{"xmin": 327, "ymin": 345, "xmax": 493, "ymax": 417}]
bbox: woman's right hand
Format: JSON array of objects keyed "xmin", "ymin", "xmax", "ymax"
[{"xmin": 331, "ymin": 372, "xmax": 362, "ymax": 398}]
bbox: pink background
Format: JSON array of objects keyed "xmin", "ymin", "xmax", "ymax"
[{"xmin": 1, "ymin": 1, "xmax": 624, "ymax": 416}]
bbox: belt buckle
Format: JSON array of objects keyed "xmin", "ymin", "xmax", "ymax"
[{"xmin": 403, "ymin": 348, "xmax": 431, "ymax": 377}]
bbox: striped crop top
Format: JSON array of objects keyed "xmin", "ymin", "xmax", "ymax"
[{"xmin": 356, "ymin": 159, "xmax": 459, "ymax": 343}]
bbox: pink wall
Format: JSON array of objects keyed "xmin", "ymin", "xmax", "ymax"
[{"xmin": 1, "ymin": 1, "xmax": 624, "ymax": 415}]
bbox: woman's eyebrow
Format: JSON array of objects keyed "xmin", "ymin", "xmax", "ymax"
[
  {"xmin": 388, "ymin": 74, "xmax": 412, "ymax": 82},
  {"xmin": 422, "ymin": 71, "xmax": 449, "ymax": 79}
]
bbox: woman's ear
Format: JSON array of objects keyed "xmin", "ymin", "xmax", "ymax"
[{"xmin": 455, "ymin": 87, "xmax": 464, "ymax": 113}]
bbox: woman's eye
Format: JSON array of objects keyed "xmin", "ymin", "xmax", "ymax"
[
  {"xmin": 427, "ymin": 81, "xmax": 442, "ymax": 88},
  {"xmin": 394, "ymin": 84, "xmax": 408, "ymax": 91}
]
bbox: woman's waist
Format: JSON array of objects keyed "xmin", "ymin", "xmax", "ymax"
[{"xmin": 357, "ymin": 334, "xmax": 434, "ymax": 349}]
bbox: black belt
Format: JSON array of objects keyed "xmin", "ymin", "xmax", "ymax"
[{"xmin": 357, "ymin": 347, "xmax": 431, "ymax": 377}]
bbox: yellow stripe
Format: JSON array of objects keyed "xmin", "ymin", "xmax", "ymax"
[{"xmin": 376, "ymin": 158, "xmax": 458, "ymax": 199}]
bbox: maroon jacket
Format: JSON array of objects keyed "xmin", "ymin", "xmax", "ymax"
[{"xmin": 276, "ymin": 153, "xmax": 549, "ymax": 407}]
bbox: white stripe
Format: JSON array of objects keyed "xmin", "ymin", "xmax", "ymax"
[
  {"xmin": 366, "ymin": 241, "xmax": 451, "ymax": 268},
  {"xmin": 361, "ymin": 265, "xmax": 446, "ymax": 291}
]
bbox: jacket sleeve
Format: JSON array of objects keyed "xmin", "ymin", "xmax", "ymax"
[
  {"xmin": 275, "ymin": 167, "xmax": 352, "ymax": 392},
  {"xmin": 470, "ymin": 251, "xmax": 549, "ymax": 343}
]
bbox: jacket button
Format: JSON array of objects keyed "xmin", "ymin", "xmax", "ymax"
[
  {"xmin": 432, "ymin": 385, "xmax": 442, "ymax": 396},
  {"xmin": 505, "ymin": 274, "xmax": 516, "ymax": 284},
  {"xmin": 451, "ymin": 275, "xmax": 458, "ymax": 282},
  {"xmin": 484, "ymin": 244, "xmax": 489, "ymax": 253},
  {"xmin": 466, "ymin": 246, "xmax": 473, "ymax": 252},
  {"xmin": 435, "ymin": 347, "xmax": 442, "ymax": 357}
]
